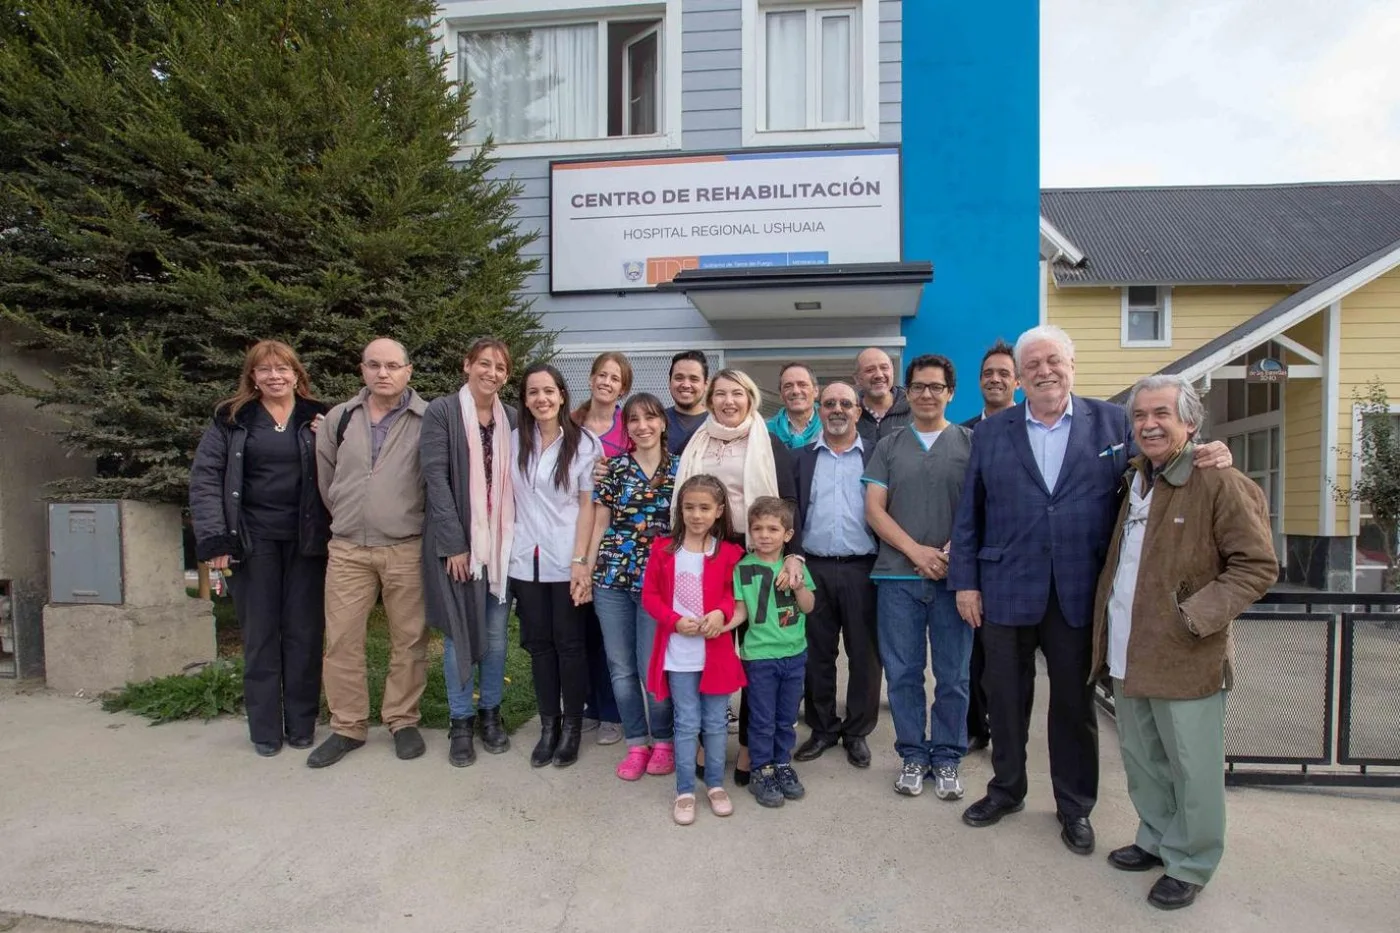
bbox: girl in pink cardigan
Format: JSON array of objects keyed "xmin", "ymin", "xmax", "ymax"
[{"xmin": 643, "ymin": 474, "xmax": 746, "ymax": 825}]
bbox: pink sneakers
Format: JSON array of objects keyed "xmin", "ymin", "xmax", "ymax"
[
  {"xmin": 647, "ymin": 742, "xmax": 676, "ymax": 776},
  {"xmin": 616, "ymin": 745, "xmax": 652, "ymax": 781}
]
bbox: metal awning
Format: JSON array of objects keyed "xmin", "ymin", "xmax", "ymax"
[{"xmin": 658, "ymin": 261, "xmax": 932, "ymax": 322}]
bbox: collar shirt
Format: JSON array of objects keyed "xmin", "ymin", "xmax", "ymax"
[
  {"xmin": 369, "ymin": 391, "xmax": 411, "ymax": 465},
  {"xmin": 803, "ymin": 435, "xmax": 877, "ymax": 557},
  {"xmin": 508, "ymin": 427, "xmax": 601, "ymax": 583},
  {"xmin": 1106, "ymin": 472, "xmax": 1153, "ymax": 679},
  {"xmin": 1025, "ymin": 395, "xmax": 1075, "ymax": 492}
]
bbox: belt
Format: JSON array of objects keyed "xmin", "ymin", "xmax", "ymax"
[{"xmin": 806, "ymin": 553, "xmax": 877, "ymax": 563}]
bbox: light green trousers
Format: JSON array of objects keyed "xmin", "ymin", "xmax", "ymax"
[{"xmin": 1113, "ymin": 681, "xmax": 1226, "ymax": 886}]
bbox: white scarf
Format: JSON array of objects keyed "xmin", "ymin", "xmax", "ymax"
[
  {"xmin": 674, "ymin": 413, "xmax": 779, "ymax": 531},
  {"xmin": 459, "ymin": 386, "xmax": 513, "ymax": 600}
]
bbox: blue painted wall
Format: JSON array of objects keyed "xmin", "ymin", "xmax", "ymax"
[{"xmin": 901, "ymin": 1, "xmax": 1040, "ymax": 422}]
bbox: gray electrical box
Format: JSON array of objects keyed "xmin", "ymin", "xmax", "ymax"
[{"xmin": 48, "ymin": 502, "xmax": 124, "ymax": 605}]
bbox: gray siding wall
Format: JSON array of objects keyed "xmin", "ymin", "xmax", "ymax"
[{"xmin": 483, "ymin": 0, "xmax": 903, "ymax": 347}]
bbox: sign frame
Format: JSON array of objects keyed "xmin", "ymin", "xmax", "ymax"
[{"xmin": 546, "ymin": 143, "xmax": 905, "ymax": 297}]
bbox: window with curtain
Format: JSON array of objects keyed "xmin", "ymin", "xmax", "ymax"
[
  {"xmin": 459, "ymin": 18, "xmax": 662, "ymax": 145},
  {"xmin": 761, "ymin": 3, "xmax": 859, "ymax": 132}
]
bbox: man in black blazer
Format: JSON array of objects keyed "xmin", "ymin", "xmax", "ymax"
[
  {"xmin": 959, "ymin": 340, "xmax": 1020, "ymax": 753},
  {"xmin": 791, "ymin": 381, "xmax": 881, "ymax": 768}
]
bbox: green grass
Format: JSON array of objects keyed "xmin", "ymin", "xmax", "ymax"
[{"xmin": 105, "ymin": 593, "xmax": 537, "ymax": 732}]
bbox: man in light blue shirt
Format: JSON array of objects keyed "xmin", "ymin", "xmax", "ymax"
[
  {"xmin": 766, "ymin": 362, "xmax": 822, "ymax": 448},
  {"xmin": 790, "ymin": 381, "xmax": 880, "ymax": 769},
  {"xmin": 1026, "ymin": 395, "xmax": 1073, "ymax": 491}
]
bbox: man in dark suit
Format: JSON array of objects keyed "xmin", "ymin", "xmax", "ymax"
[
  {"xmin": 791, "ymin": 381, "xmax": 880, "ymax": 768},
  {"xmin": 959, "ymin": 339, "xmax": 1020, "ymax": 753},
  {"xmin": 949, "ymin": 325, "xmax": 1231, "ymax": 856}
]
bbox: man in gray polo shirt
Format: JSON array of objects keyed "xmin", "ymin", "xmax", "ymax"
[{"xmin": 863, "ymin": 353, "xmax": 974, "ymax": 801}]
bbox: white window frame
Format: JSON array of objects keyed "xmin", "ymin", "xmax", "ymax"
[
  {"xmin": 1215, "ymin": 405, "xmax": 1286, "ymax": 564},
  {"xmin": 1120, "ymin": 284, "xmax": 1173, "ymax": 348},
  {"xmin": 438, "ymin": 0, "xmax": 683, "ymax": 160},
  {"xmin": 741, "ymin": 0, "xmax": 881, "ymax": 147},
  {"xmin": 1348, "ymin": 403, "xmax": 1400, "ymax": 591},
  {"xmin": 621, "ymin": 23, "xmax": 661, "ymax": 136}
]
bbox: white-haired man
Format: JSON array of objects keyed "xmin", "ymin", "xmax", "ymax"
[
  {"xmin": 949, "ymin": 325, "xmax": 1234, "ymax": 856},
  {"xmin": 1090, "ymin": 374, "xmax": 1275, "ymax": 910}
]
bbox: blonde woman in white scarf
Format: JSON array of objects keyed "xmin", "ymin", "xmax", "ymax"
[
  {"xmin": 674, "ymin": 368, "xmax": 805, "ymax": 785},
  {"xmin": 420, "ymin": 337, "xmax": 518, "ymax": 769}
]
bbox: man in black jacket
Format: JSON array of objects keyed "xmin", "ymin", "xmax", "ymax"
[
  {"xmin": 792, "ymin": 381, "xmax": 880, "ymax": 768},
  {"xmin": 855, "ymin": 347, "xmax": 912, "ymax": 446}
]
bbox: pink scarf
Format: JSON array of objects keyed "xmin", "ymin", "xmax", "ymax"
[{"xmin": 460, "ymin": 386, "xmax": 513, "ymax": 600}]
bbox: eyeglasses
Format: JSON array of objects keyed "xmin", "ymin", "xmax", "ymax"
[
  {"xmin": 907, "ymin": 382, "xmax": 949, "ymax": 397},
  {"xmin": 254, "ymin": 365, "xmax": 294, "ymax": 377},
  {"xmin": 361, "ymin": 361, "xmax": 408, "ymax": 373},
  {"xmin": 820, "ymin": 399, "xmax": 857, "ymax": 410}
]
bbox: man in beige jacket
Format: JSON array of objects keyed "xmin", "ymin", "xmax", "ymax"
[
  {"xmin": 1091, "ymin": 374, "xmax": 1276, "ymax": 910},
  {"xmin": 308, "ymin": 337, "xmax": 431, "ymax": 768}
]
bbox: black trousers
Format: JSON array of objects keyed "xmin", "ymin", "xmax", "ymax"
[
  {"xmin": 967, "ymin": 626, "xmax": 991, "ymax": 742},
  {"xmin": 512, "ymin": 577, "xmax": 588, "ymax": 719},
  {"xmin": 980, "ymin": 583, "xmax": 1098, "ymax": 818},
  {"xmin": 228, "ymin": 537, "xmax": 326, "ymax": 745},
  {"xmin": 803, "ymin": 556, "xmax": 881, "ymax": 738}
]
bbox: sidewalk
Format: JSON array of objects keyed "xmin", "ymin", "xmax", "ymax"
[{"xmin": 1, "ymin": 678, "xmax": 1396, "ymax": 933}]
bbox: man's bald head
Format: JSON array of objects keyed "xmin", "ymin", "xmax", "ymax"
[{"xmin": 855, "ymin": 347, "xmax": 895, "ymax": 402}]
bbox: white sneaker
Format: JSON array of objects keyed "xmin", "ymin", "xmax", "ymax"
[{"xmin": 596, "ymin": 722, "xmax": 624, "ymax": 746}]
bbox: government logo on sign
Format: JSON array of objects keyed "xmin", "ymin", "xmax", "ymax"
[{"xmin": 622, "ymin": 261, "xmax": 644, "ymax": 283}]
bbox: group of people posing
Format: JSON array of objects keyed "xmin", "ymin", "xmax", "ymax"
[{"xmin": 189, "ymin": 325, "xmax": 1277, "ymax": 911}]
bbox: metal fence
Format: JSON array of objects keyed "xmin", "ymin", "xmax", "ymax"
[{"xmin": 1096, "ymin": 591, "xmax": 1400, "ymax": 787}]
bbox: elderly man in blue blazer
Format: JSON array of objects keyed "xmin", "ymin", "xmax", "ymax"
[{"xmin": 949, "ymin": 325, "xmax": 1231, "ymax": 857}]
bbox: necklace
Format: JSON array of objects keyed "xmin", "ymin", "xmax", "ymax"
[{"xmin": 273, "ymin": 421, "xmax": 288, "ymax": 433}]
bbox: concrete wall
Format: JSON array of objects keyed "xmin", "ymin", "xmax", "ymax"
[{"xmin": 0, "ymin": 325, "xmax": 96, "ymax": 677}]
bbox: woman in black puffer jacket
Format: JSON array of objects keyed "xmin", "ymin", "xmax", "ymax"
[{"xmin": 189, "ymin": 340, "xmax": 329, "ymax": 758}]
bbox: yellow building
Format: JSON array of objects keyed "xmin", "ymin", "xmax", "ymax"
[{"xmin": 1039, "ymin": 182, "xmax": 1400, "ymax": 592}]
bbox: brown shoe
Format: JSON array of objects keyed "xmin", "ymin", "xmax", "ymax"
[
  {"xmin": 706, "ymin": 787, "xmax": 734, "ymax": 817},
  {"xmin": 673, "ymin": 794, "xmax": 697, "ymax": 826}
]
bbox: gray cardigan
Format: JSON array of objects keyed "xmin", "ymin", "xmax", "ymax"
[{"xmin": 419, "ymin": 391, "xmax": 517, "ymax": 680}]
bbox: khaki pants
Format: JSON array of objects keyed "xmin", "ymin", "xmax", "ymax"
[
  {"xmin": 1114, "ymin": 680, "xmax": 1227, "ymax": 886},
  {"xmin": 323, "ymin": 538, "xmax": 428, "ymax": 740}
]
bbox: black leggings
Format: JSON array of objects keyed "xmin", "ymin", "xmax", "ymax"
[{"xmin": 511, "ymin": 577, "xmax": 588, "ymax": 719}]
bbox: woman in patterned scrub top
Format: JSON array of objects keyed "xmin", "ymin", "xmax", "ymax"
[{"xmin": 586, "ymin": 392, "xmax": 680, "ymax": 780}]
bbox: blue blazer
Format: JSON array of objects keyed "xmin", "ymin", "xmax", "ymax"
[{"xmin": 948, "ymin": 396, "xmax": 1133, "ymax": 628}]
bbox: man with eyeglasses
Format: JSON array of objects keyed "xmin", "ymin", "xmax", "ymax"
[
  {"xmin": 790, "ymin": 381, "xmax": 880, "ymax": 769},
  {"xmin": 862, "ymin": 354, "xmax": 975, "ymax": 801},
  {"xmin": 309, "ymin": 337, "xmax": 432, "ymax": 769}
]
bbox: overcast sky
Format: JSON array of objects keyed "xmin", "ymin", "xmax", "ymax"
[{"xmin": 1041, "ymin": 0, "xmax": 1400, "ymax": 187}]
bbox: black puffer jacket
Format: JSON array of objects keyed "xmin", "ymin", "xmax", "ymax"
[{"xmin": 189, "ymin": 395, "xmax": 330, "ymax": 561}]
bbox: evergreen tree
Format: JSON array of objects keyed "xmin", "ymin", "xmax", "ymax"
[{"xmin": 0, "ymin": 0, "xmax": 546, "ymax": 503}]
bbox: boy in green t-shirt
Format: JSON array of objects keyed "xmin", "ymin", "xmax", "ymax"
[{"xmin": 733, "ymin": 496, "xmax": 816, "ymax": 808}]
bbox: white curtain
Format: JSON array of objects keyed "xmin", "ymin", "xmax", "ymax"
[
  {"xmin": 461, "ymin": 24, "xmax": 598, "ymax": 144},
  {"xmin": 820, "ymin": 15, "xmax": 852, "ymax": 124},
  {"xmin": 765, "ymin": 11, "xmax": 806, "ymax": 130}
]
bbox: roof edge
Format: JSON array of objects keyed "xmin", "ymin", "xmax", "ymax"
[{"xmin": 1039, "ymin": 215, "xmax": 1085, "ymax": 265}]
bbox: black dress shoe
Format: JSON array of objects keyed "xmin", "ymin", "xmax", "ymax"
[
  {"xmin": 393, "ymin": 726, "xmax": 426, "ymax": 760},
  {"xmin": 448, "ymin": 717, "xmax": 476, "ymax": 768},
  {"xmin": 961, "ymin": 795, "xmax": 1025, "ymax": 827},
  {"xmin": 967, "ymin": 734, "xmax": 990, "ymax": 753},
  {"xmin": 1058, "ymin": 813, "xmax": 1096, "ymax": 855},
  {"xmin": 306, "ymin": 733, "xmax": 365, "ymax": 769},
  {"xmin": 478, "ymin": 706, "xmax": 510, "ymax": 754},
  {"xmin": 794, "ymin": 733, "xmax": 839, "ymax": 762},
  {"xmin": 843, "ymin": 735, "xmax": 872, "ymax": 768},
  {"xmin": 1148, "ymin": 875, "xmax": 1202, "ymax": 911},
  {"xmin": 285, "ymin": 734, "xmax": 314, "ymax": 750},
  {"xmin": 1108, "ymin": 844, "xmax": 1164, "ymax": 872},
  {"xmin": 254, "ymin": 741, "xmax": 282, "ymax": 757}
]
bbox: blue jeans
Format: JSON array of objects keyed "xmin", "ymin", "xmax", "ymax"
[
  {"xmin": 593, "ymin": 586, "xmax": 674, "ymax": 745},
  {"xmin": 668, "ymin": 671, "xmax": 729, "ymax": 795},
  {"xmin": 744, "ymin": 652, "xmax": 806, "ymax": 769},
  {"xmin": 443, "ymin": 589, "xmax": 512, "ymax": 719},
  {"xmin": 876, "ymin": 579, "xmax": 972, "ymax": 768}
]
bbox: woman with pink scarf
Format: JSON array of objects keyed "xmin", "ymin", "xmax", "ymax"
[{"xmin": 420, "ymin": 337, "xmax": 518, "ymax": 768}]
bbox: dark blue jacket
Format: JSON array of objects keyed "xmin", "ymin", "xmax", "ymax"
[{"xmin": 948, "ymin": 396, "xmax": 1133, "ymax": 627}]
